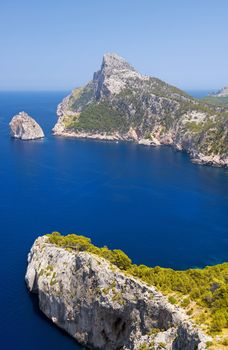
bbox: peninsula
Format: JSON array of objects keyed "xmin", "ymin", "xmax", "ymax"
[{"xmin": 53, "ymin": 53, "xmax": 228, "ymax": 167}]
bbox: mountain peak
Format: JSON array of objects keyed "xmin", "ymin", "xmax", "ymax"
[
  {"xmin": 101, "ymin": 53, "xmax": 136, "ymax": 72},
  {"xmin": 93, "ymin": 53, "xmax": 141, "ymax": 98}
]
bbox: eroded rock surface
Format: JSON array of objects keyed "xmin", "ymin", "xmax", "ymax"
[
  {"xmin": 9, "ymin": 111, "xmax": 44, "ymax": 140},
  {"xmin": 25, "ymin": 236, "xmax": 210, "ymax": 350}
]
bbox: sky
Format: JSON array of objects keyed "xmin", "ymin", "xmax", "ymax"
[{"xmin": 0, "ymin": 0, "xmax": 227, "ymax": 91}]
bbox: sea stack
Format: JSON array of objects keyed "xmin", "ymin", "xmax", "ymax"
[{"xmin": 9, "ymin": 111, "xmax": 44, "ymax": 140}]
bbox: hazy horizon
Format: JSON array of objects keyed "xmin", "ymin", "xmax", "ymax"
[
  {"xmin": 1, "ymin": 0, "xmax": 228, "ymax": 90},
  {"xmin": 0, "ymin": 86, "xmax": 219, "ymax": 95}
]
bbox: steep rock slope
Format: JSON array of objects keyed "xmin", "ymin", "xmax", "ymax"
[
  {"xmin": 53, "ymin": 53, "xmax": 227, "ymax": 167},
  {"xmin": 25, "ymin": 236, "xmax": 210, "ymax": 350}
]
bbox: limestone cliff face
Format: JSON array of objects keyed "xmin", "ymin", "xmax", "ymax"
[
  {"xmin": 53, "ymin": 53, "xmax": 228, "ymax": 168},
  {"xmin": 25, "ymin": 237, "xmax": 210, "ymax": 350},
  {"xmin": 9, "ymin": 112, "xmax": 44, "ymax": 140}
]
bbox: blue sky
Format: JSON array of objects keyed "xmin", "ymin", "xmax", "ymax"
[{"xmin": 0, "ymin": 0, "xmax": 227, "ymax": 90}]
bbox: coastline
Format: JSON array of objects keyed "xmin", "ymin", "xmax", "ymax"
[
  {"xmin": 52, "ymin": 94, "xmax": 228, "ymax": 169},
  {"xmin": 53, "ymin": 129, "xmax": 228, "ymax": 168}
]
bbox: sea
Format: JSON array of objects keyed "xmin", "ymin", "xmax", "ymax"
[{"xmin": 0, "ymin": 90, "xmax": 227, "ymax": 349}]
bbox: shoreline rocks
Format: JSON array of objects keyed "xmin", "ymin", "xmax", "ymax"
[
  {"xmin": 54, "ymin": 126, "xmax": 228, "ymax": 168},
  {"xmin": 9, "ymin": 111, "xmax": 44, "ymax": 140}
]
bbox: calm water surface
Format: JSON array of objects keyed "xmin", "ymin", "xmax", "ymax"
[{"xmin": 0, "ymin": 91, "xmax": 227, "ymax": 350}]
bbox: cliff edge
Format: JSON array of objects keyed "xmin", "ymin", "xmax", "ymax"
[{"xmin": 25, "ymin": 235, "xmax": 211, "ymax": 350}]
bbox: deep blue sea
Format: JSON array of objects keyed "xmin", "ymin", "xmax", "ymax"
[{"xmin": 0, "ymin": 91, "xmax": 227, "ymax": 350}]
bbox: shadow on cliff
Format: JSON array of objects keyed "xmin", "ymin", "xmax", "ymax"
[{"xmin": 26, "ymin": 290, "xmax": 85, "ymax": 349}]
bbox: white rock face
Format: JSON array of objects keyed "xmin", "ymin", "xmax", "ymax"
[
  {"xmin": 9, "ymin": 111, "xmax": 44, "ymax": 140},
  {"xmin": 25, "ymin": 236, "xmax": 210, "ymax": 350},
  {"xmin": 93, "ymin": 53, "xmax": 148, "ymax": 98},
  {"xmin": 212, "ymin": 87, "xmax": 228, "ymax": 97}
]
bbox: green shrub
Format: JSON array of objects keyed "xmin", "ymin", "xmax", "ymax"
[
  {"xmin": 168, "ymin": 296, "xmax": 177, "ymax": 305},
  {"xmin": 67, "ymin": 101, "xmax": 129, "ymax": 133},
  {"xmin": 46, "ymin": 232, "xmax": 131, "ymax": 271},
  {"xmin": 46, "ymin": 232, "xmax": 228, "ymax": 333},
  {"xmin": 181, "ymin": 297, "xmax": 190, "ymax": 307}
]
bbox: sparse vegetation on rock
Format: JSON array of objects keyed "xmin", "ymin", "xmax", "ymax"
[
  {"xmin": 53, "ymin": 53, "xmax": 228, "ymax": 167},
  {"xmin": 46, "ymin": 232, "xmax": 228, "ymax": 336}
]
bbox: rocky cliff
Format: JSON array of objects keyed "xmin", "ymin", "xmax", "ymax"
[
  {"xmin": 9, "ymin": 111, "xmax": 44, "ymax": 140},
  {"xmin": 203, "ymin": 88, "xmax": 228, "ymax": 108},
  {"xmin": 212, "ymin": 87, "xmax": 228, "ymax": 98},
  {"xmin": 53, "ymin": 53, "xmax": 228, "ymax": 168},
  {"xmin": 25, "ymin": 236, "xmax": 211, "ymax": 350}
]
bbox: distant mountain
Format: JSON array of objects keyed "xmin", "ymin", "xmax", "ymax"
[
  {"xmin": 202, "ymin": 87, "xmax": 228, "ymax": 108},
  {"xmin": 53, "ymin": 53, "xmax": 228, "ymax": 167},
  {"xmin": 211, "ymin": 87, "xmax": 228, "ymax": 97}
]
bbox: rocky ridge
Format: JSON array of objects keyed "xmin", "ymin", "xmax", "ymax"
[
  {"xmin": 53, "ymin": 53, "xmax": 228, "ymax": 168},
  {"xmin": 211, "ymin": 87, "xmax": 228, "ymax": 97},
  {"xmin": 25, "ymin": 236, "xmax": 211, "ymax": 350},
  {"xmin": 9, "ymin": 111, "xmax": 44, "ymax": 140}
]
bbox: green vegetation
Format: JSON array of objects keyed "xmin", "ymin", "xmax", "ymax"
[
  {"xmin": 63, "ymin": 78, "xmax": 228, "ymax": 162},
  {"xmin": 181, "ymin": 297, "xmax": 190, "ymax": 307},
  {"xmin": 168, "ymin": 296, "xmax": 177, "ymax": 305},
  {"xmin": 202, "ymin": 96, "xmax": 228, "ymax": 107},
  {"xmin": 138, "ymin": 341, "xmax": 155, "ymax": 350},
  {"xmin": 46, "ymin": 232, "xmax": 228, "ymax": 335},
  {"xmin": 59, "ymin": 59, "xmax": 228, "ymax": 166},
  {"xmin": 146, "ymin": 77, "xmax": 191, "ymax": 100},
  {"xmin": 129, "ymin": 263, "xmax": 228, "ymax": 334},
  {"xmin": 65, "ymin": 77, "xmax": 193, "ymax": 134},
  {"xmin": 67, "ymin": 101, "xmax": 129, "ymax": 133},
  {"xmin": 184, "ymin": 115, "xmax": 228, "ymax": 156},
  {"xmin": 69, "ymin": 82, "xmax": 95, "ymax": 111},
  {"xmin": 47, "ymin": 232, "xmax": 132, "ymax": 270}
]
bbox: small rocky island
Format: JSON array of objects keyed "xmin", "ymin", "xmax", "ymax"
[
  {"xmin": 9, "ymin": 111, "xmax": 44, "ymax": 140},
  {"xmin": 53, "ymin": 53, "xmax": 228, "ymax": 168},
  {"xmin": 26, "ymin": 233, "xmax": 219, "ymax": 350}
]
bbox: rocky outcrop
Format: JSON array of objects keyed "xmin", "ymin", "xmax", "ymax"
[
  {"xmin": 211, "ymin": 87, "xmax": 228, "ymax": 97},
  {"xmin": 25, "ymin": 236, "xmax": 211, "ymax": 350},
  {"xmin": 92, "ymin": 53, "xmax": 148, "ymax": 99},
  {"xmin": 53, "ymin": 53, "xmax": 228, "ymax": 168},
  {"xmin": 9, "ymin": 111, "xmax": 44, "ymax": 140}
]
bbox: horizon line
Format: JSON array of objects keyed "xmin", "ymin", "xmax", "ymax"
[{"xmin": 0, "ymin": 87, "xmax": 218, "ymax": 92}]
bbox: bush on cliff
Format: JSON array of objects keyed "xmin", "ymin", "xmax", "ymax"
[
  {"xmin": 47, "ymin": 232, "xmax": 132, "ymax": 271},
  {"xmin": 46, "ymin": 232, "xmax": 228, "ymax": 334}
]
